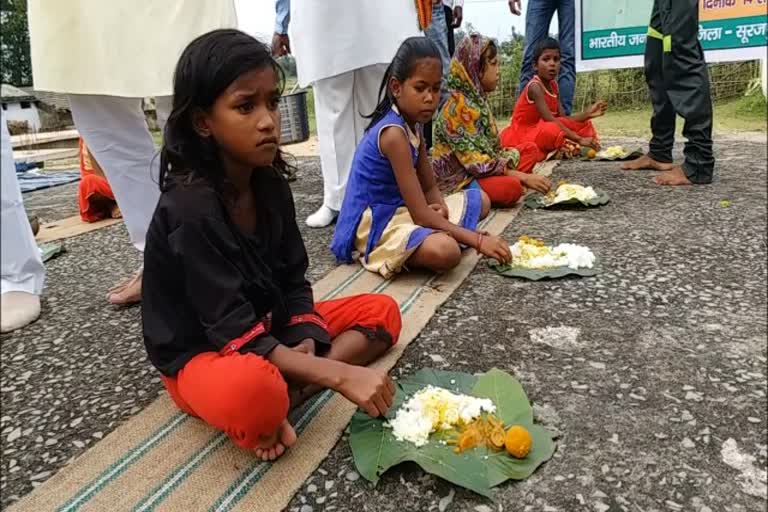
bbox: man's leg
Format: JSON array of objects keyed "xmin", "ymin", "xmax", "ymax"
[
  {"xmin": 353, "ymin": 65, "xmax": 389, "ymax": 146},
  {"xmin": 557, "ymin": 0, "xmax": 576, "ymax": 114},
  {"xmin": 424, "ymin": 2, "xmax": 451, "ymax": 149},
  {"xmin": 444, "ymin": 4, "xmax": 455, "ymax": 57},
  {"xmin": 518, "ymin": 0, "xmax": 557, "ymax": 98},
  {"xmin": 659, "ymin": 0, "xmax": 714, "ymax": 185},
  {"xmin": 622, "ymin": 0, "xmax": 676, "ymax": 172},
  {"xmin": 309, "ymin": 71, "xmax": 356, "ymax": 228},
  {"xmin": 1, "ymin": 115, "xmax": 45, "ymax": 333},
  {"xmin": 68, "ymin": 95, "xmax": 160, "ymax": 252},
  {"xmin": 68, "ymin": 95, "xmax": 162, "ymax": 304}
]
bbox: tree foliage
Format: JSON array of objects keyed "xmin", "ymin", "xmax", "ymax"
[{"xmin": 1, "ymin": 0, "xmax": 32, "ymax": 86}]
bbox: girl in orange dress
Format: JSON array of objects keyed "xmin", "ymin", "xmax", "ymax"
[
  {"xmin": 78, "ymin": 138, "xmax": 121, "ymax": 222},
  {"xmin": 501, "ymin": 37, "xmax": 607, "ymax": 161}
]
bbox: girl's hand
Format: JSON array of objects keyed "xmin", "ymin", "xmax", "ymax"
[
  {"xmin": 520, "ymin": 173, "xmax": 552, "ymax": 194},
  {"xmin": 336, "ymin": 366, "xmax": 396, "ymax": 417},
  {"xmin": 429, "ymin": 203, "xmax": 449, "ymax": 219},
  {"xmin": 579, "ymin": 137, "xmax": 601, "ymax": 150},
  {"xmin": 477, "ymin": 232, "xmax": 512, "ymax": 263},
  {"xmin": 588, "ymin": 101, "xmax": 608, "ymax": 119}
]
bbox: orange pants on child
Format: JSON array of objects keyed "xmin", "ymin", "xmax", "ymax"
[
  {"xmin": 78, "ymin": 174, "xmax": 116, "ymax": 222},
  {"xmin": 533, "ymin": 118, "xmax": 597, "ymax": 153},
  {"xmin": 161, "ymin": 293, "xmax": 402, "ymax": 450},
  {"xmin": 475, "ymin": 141, "xmax": 540, "ymax": 207}
]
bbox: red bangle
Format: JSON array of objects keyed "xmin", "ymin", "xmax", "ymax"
[{"xmin": 476, "ymin": 232, "xmax": 484, "ymax": 253}]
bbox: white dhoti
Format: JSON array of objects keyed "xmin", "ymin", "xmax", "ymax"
[
  {"xmin": 1, "ymin": 116, "xmax": 45, "ymax": 296},
  {"xmin": 68, "ymin": 95, "xmax": 171, "ymax": 251},
  {"xmin": 290, "ymin": 0, "xmax": 421, "ymax": 219},
  {"xmin": 314, "ymin": 64, "xmax": 387, "ymax": 211}
]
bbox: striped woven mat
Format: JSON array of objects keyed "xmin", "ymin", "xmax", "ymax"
[{"xmin": 10, "ymin": 162, "xmax": 556, "ymax": 512}]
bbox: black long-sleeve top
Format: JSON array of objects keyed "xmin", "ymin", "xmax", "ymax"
[{"xmin": 141, "ymin": 170, "xmax": 329, "ymax": 376}]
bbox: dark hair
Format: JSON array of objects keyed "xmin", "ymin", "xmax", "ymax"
[
  {"xmin": 479, "ymin": 39, "xmax": 498, "ymax": 74},
  {"xmin": 365, "ymin": 36, "xmax": 441, "ymax": 129},
  {"xmin": 159, "ymin": 29, "xmax": 292, "ymax": 194},
  {"xmin": 533, "ymin": 37, "xmax": 561, "ymax": 64}
]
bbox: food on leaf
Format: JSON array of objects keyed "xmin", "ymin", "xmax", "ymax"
[
  {"xmin": 510, "ymin": 236, "xmax": 596, "ymax": 270},
  {"xmin": 388, "ymin": 386, "xmax": 495, "ymax": 447}
]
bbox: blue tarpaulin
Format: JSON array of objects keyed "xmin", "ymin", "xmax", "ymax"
[{"xmin": 18, "ymin": 168, "xmax": 80, "ymax": 193}]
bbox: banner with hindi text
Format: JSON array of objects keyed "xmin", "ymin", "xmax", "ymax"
[{"xmin": 576, "ymin": 0, "xmax": 768, "ymax": 71}]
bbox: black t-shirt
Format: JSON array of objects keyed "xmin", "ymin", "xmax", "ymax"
[{"xmin": 142, "ymin": 170, "xmax": 329, "ymax": 376}]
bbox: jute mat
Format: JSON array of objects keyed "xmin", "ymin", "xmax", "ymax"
[{"xmin": 11, "ymin": 162, "xmax": 557, "ymax": 512}]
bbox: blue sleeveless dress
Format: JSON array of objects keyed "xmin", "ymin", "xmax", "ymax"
[{"xmin": 331, "ymin": 108, "xmax": 482, "ymax": 278}]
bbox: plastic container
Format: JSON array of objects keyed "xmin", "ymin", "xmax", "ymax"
[{"xmin": 278, "ymin": 90, "xmax": 310, "ymax": 145}]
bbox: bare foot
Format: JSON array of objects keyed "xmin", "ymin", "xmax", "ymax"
[
  {"xmin": 110, "ymin": 204, "xmax": 123, "ymax": 219},
  {"xmin": 253, "ymin": 420, "xmax": 297, "ymax": 461},
  {"xmin": 622, "ymin": 154, "xmax": 675, "ymax": 171},
  {"xmin": 106, "ymin": 269, "xmax": 142, "ymax": 305},
  {"xmin": 653, "ymin": 165, "xmax": 692, "ymax": 186}
]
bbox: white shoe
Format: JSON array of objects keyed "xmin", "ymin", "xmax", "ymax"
[
  {"xmin": 1, "ymin": 291, "xmax": 41, "ymax": 333},
  {"xmin": 306, "ymin": 205, "xmax": 338, "ymax": 228}
]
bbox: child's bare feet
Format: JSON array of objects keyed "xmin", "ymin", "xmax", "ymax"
[
  {"xmin": 622, "ymin": 154, "xmax": 675, "ymax": 171},
  {"xmin": 106, "ymin": 269, "xmax": 142, "ymax": 305},
  {"xmin": 110, "ymin": 204, "xmax": 123, "ymax": 219},
  {"xmin": 653, "ymin": 166, "xmax": 692, "ymax": 186},
  {"xmin": 253, "ymin": 420, "xmax": 297, "ymax": 461}
]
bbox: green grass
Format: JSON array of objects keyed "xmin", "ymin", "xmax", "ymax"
[{"xmin": 591, "ymin": 93, "xmax": 767, "ymax": 137}]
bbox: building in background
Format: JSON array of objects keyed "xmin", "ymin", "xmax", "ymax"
[{"xmin": 1, "ymin": 84, "xmax": 41, "ymax": 133}]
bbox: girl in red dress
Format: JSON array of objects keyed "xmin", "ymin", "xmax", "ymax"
[{"xmin": 501, "ymin": 38, "xmax": 607, "ymax": 161}]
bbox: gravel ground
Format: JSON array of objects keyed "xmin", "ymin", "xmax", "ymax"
[{"xmin": 2, "ymin": 140, "xmax": 766, "ymax": 511}]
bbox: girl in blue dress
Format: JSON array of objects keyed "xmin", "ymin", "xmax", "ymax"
[{"xmin": 331, "ymin": 37, "xmax": 512, "ymax": 278}]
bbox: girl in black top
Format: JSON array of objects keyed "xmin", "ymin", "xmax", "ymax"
[{"xmin": 142, "ymin": 29, "xmax": 401, "ymax": 461}]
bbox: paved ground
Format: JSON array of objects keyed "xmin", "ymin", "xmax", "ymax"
[{"xmin": 2, "ymin": 138, "xmax": 766, "ymax": 511}]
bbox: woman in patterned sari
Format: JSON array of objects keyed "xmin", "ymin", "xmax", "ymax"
[{"xmin": 432, "ymin": 33, "xmax": 551, "ymax": 206}]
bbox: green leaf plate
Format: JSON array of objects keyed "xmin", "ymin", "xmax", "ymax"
[
  {"xmin": 582, "ymin": 147, "xmax": 644, "ymax": 161},
  {"xmin": 524, "ymin": 188, "xmax": 610, "ymax": 209},
  {"xmin": 349, "ymin": 368, "xmax": 556, "ymax": 498},
  {"xmin": 488, "ymin": 258, "xmax": 600, "ymax": 281}
]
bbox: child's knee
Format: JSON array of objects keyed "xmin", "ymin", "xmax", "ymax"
[
  {"xmin": 373, "ymin": 294, "xmax": 402, "ymax": 342},
  {"xmin": 422, "ymin": 235, "xmax": 462, "ymax": 273},
  {"xmin": 180, "ymin": 354, "xmax": 289, "ymax": 450},
  {"xmin": 479, "ymin": 190, "xmax": 491, "ymax": 218},
  {"xmin": 495, "ymin": 180, "xmax": 524, "ymax": 207}
]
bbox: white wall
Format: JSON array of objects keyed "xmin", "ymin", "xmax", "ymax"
[{"xmin": 1, "ymin": 101, "xmax": 41, "ymax": 131}]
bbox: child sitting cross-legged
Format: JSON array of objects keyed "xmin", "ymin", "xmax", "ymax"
[
  {"xmin": 142, "ymin": 30, "xmax": 402, "ymax": 462},
  {"xmin": 332, "ymin": 37, "xmax": 512, "ymax": 279},
  {"xmin": 501, "ymin": 37, "xmax": 608, "ymax": 161},
  {"xmin": 432, "ymin": 34, "xmax": 552, "ymax": 204}
]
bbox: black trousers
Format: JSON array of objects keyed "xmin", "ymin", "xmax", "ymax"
[
  {"xmin": 645, "ymin": 0, "xmax": 714, "ymax": 184},
  {"xmin": 425, "ymin": 5, "xmax": 456, "ymax": 150},
  {"xmin": 445, "ymin": 5, "xmax": 455, "ymax": 57}
]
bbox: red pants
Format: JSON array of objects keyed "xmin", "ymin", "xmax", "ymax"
[
  {"xmin": 475, "ymin": 141, "xmax": 541, "ymax": 207},
  {"xmin": 161, "ymin": 294, "xmax": 401, "ymax": 450},
  {"xmin": 533, "ymin": 118, "xmax": 596, "ymax": 153},
  {"xmin": 78, "ymin": 174, "xmax": 116, "ymax": 223}
]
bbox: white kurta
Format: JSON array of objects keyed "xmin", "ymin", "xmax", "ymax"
[
  {"xmin": 290, "ymin": 0, "xmax": 421, "ymax": 87},
  {"xmin": 28, "ymin": 0, "xmax": 237, "ymax": 96}
]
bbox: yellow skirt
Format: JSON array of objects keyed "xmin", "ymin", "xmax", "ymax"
[{"xmin": 354, "ymin": 191, "xmax": 481, "ymax": 279}]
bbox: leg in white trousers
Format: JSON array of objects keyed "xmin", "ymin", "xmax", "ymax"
[
  {"xmin": 67, "ymin": 95, "xmax": 171, "ymax": 252},
  {"xmin": 1, "ymin": 115, "xmax": 45, "ymax": 332},
  {"xmin": 308, "ymin": 64, "xmax": 387, "ymax": 228},
  {"xmin": 67, "ymin": 95, "xmax": 171, "ymax": 304}
]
